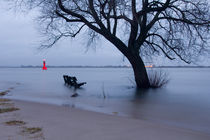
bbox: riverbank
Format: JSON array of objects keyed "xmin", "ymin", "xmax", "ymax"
[{"xmin": 0, "ymin": 99, "xmax": 210, "ymax": 140}]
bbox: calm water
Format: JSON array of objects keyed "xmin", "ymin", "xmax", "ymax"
[{"xmin": 0, "ymin": 68, "xmax": 210, "ymax": 133}]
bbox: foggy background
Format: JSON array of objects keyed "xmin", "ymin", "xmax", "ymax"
[{"xmin": 0, "ymin": 1, "xmax": 209, "ymax": 67}]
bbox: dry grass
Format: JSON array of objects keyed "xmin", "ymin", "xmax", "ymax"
[
  {"xmin": 22, "ymin": 127, "xmax": 42, "ymax": 134},
  {"xmin": 0, "ymin": 99, "xmax": 11, "ymax": 102},
  {"xmin": 112, "ymin": 112, "xmax": 118, "ymax": 115},
  {"xmin": 0, "ymin": 107, "xmax": 19, "ymax": 114},
  {"xmin": 5, "ymin": 120, "xmax": 26, "ymax": 126},
  {"xmin": 148, "ymin": 69, "xmax": 169, "ymax": 88},
  {"xmin": 0, "ymin": 103, "xmax": 14, "ymax": 106},
  {"xmin": 0, "ymin": 90, "xmax": 10, "ymax": 96},
  {"xmin": 29, "ymin": 132, "xmax": 45, "ymax": 140}
]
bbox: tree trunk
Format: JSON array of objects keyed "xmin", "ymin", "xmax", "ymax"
[{"xmin": 127, "ymin": 53, "xmax": 150, "ymax": 89}]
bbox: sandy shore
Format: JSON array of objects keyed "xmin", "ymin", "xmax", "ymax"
[{"xmin": 0, "ymin": 99, "xmax": 210, "ymax": 140}]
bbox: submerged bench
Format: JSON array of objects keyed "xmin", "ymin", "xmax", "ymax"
[{"xmin": 63, "ymin": 75, "xmax": 86, "ymax": 89}]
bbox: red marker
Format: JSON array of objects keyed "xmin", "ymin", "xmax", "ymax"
[{"xmin": 42, "ymin": 59, "xmax": 47, "ymax": 70}]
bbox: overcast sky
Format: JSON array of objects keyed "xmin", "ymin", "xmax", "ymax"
[
  {"xmin": 0, "ymin": 1, "xmax": 209, "ymax": 66},
  {"xmin": 0, "ymin": 1, "xmax": 129, "ymax": 66}
]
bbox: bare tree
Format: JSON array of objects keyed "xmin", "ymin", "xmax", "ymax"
[{"xmin": 12, "ymin": 0, "xmax": 210, "ymax": 88}]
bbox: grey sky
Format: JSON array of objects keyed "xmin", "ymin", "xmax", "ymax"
[
  {"xmin": 0, "ymin": 1, "xmax": 209, "ymax": 66},
  {"xmin": 0, "ymin": 1, "xmax": 127, "ymax": 66}
]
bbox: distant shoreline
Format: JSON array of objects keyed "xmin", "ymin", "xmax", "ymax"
[{"xmin": 0, "ymin": 66, "xmax": 210, "ymax": 68}]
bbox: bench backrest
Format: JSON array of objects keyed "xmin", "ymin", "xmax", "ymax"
[{"xmin": 63, "ymin": 75, "xmax": 68, "ymax": 83}]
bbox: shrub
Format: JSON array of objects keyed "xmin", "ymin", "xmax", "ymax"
[{"xmin": 148, "ymin": 69, "xmax": 169, "ymax": 88}]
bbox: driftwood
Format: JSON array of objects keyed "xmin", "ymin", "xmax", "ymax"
[{"xmin": 63, "ymin": 75, "xmax": 86, "ymax": 89}]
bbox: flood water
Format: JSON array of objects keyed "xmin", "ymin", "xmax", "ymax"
[{"xmin": 0, "ymin": 67, "xmax": 210, "ymax": 134}]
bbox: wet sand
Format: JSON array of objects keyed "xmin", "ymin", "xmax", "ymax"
[{"xmin": 0, "ymin": 99, "xmax": 210, "ymax": 140}]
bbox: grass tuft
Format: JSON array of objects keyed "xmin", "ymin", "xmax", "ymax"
[
  {"xmin": 22, "ymin": 127, "xmax": 42, "ymax": 134},
  {"xmin": 102, "ymin": 82, "xmax": 106, "ymax": 99},
  {"xmin": 0, "ymin": 107, "xmax": 19, "ymax": 113},
  {"xmin": 5, "ymin": 120, "xmax": 26, "ymax": 126}
]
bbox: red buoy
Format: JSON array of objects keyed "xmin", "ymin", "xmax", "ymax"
[{"xmin": 42, "ymin": 59, "xmax": 47, "ymax": 70}]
